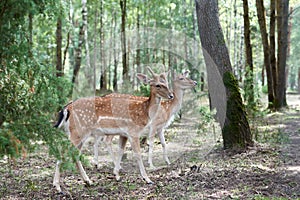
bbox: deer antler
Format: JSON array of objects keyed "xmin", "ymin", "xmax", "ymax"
[{"xmin": 147, "ymin": 66, "xmax": 156, "ymax": 77}]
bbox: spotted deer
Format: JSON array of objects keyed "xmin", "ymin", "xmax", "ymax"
[
  {"xmin": 93, "ymin": 71, "xmax": 197, "ymax": 169},
  {"xmin": 53, "ymin": 67, "xmax": 174, "ymax": 192}
]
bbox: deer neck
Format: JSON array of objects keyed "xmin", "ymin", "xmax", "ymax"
[
  {"xmin": 147, "ymin": 89, "xmax": 162, "ymax": 120},
  {"xmin": 169, "ymin": 83, "xmax": 184, "ymax": 114}
]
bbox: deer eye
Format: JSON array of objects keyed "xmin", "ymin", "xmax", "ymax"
[{"xmin": 179, "ymin": 78, "xmax": 184, "ymax": 80}]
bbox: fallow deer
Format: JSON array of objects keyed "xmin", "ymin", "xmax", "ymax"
[
  {"xmin": 53, "ymin": 67, "xmax": 173, "ymax": 192},
  {"xmin": 93, "ymin": 71, "xmax": 197, "ymax": 169}
]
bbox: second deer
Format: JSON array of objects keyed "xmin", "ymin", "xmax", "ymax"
[{"xmin": 93, "ymin": 70, "xmax": 197, "ymax": 169}]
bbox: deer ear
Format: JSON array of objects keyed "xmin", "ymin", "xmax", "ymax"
[
  {"xmin": 183, "ymin": 70, "xmax": 189, "ymax": 77},
  {"xmin": 137, "ymin": 73, "xmax": 150, "ymax": 84}
]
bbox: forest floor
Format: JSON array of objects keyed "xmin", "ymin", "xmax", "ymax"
[{"xmin": 0, "ymin": 94, "xmax": 300, "ymax": 199}]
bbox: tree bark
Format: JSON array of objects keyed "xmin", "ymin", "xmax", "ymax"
[
  {"xmin": 113, "ymin": 11, "xmax": 118, "ymax": 91},
  {"xmin": 243, "ymin": 0, "xmax": 254, "ymax": 106},
  {"xmin": 56, "ymin": 16, "xmax": 63, "ymax": 77},
  {"xmin": 298, "ymin": 68, "xmax": 300, "ymax": 94},
  {"xmin": 275, "ymin": 0, "xmax": 289, "ymax": 108},
  {"xmin": 99, "ymin": 0, "xmax": 107, "ymax": 91},
  {"xmin": 82, "ymin": 0, "xmax": 92, "ymax": 89},
  {"xmin": 120, "ymin": 0, "xmax": 129, "ymax": 84},
  {"xmin": 270, "ymin": 0, "xmax": 277, "ymax": 108},
  {"xmin": 255, "ymin": 0, "xmax": 274, "ymax": 107},
  {"xmin": 72, "ymin": 4, "xmax": 85, "ymax": 85},
  {"xmin": 195, "ymin": 0, "xmax": 253, "ymax": 149}
]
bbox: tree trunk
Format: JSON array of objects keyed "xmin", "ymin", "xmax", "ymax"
[
  {"xmin": 195, "ymin": 0, "xmax": 253, "ymax": 149},
  {"xmin": 275, "ymin": 0, "xmax": 289, "ymax": 108},
  {"xmin": 233, "ymin": 0, "xmax": 238, "ymax": 76},
  {"xmin": 113, "ymin": 12, "xmax": 118, "ymax": 91},
  {"xmin": 56, "ymin": 16, "xmax": 63, "ymax": 77},
  {"xmin": 136, "ymin": 5, "xmax": 141, "ymax": 74},
  {"xmin": 72, "ymin": 4, "xmax": 85, "ymax": 85},
  {"xmin": 120, "ymin": 0, "xmax": 129, "ymax": 85},
  {"xmin": 82, "ymin": 0, "xmax": 92, "ymax": 89},
  {"xmin": 270, "ymin": 0, "xmax": 277, "ymax": 108},
  {"xmin": 298, "ymin": 68, "xmax": 300, "ymax": 94},
  {"xmin": 92, "ymin": 2, "xmax": 98, "ymax": 91},
  {"xmin": 255, "ymin": 0, "xmax": 274, "ymax": 107},
  {"xmin": 243, "ymin": 0, "xmax": 254, "ymax": 107},
  {"xmin": 28, "ymin": 13, "xmax": 33, "ymax": 58},
  {"xmin": 100, "ymin": 0, "xmax": 107, "ymax": 91}
]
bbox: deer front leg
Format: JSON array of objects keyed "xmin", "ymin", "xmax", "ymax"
[
  {"xmin": 53, "ymin": 160, "xmax": 62, "ymax": 192},
  {"xmin": 76, "ymin": 160, "xmax": 93, "ymax": 186},
  {"xmin": 76, "ymin": 143, "xmax": 93, "ymax": 186},
  {"xmin": 148, "ymin": 127, "xmax": 156, "ymax": 169},
  {"xmin": 158, "ymin": 128, "xmax": 170, "ymax": 165},
  {"xmin": 131, "ymin": 136, "xmax": 153, "ymax": 184},
  {"xmin": 113, "ymin": 136, "xmax": 127, "ymax": 181}
]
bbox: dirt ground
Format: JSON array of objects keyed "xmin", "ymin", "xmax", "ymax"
[{"xmin": 0, "ymin": 94, "xmax": 300, "ymax": 199}]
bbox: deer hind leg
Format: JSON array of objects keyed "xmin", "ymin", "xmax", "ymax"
[
  {"xmin": 148, "ymin": 127, "xmax": 156, "ymax": 169},
  {"xmin": 131, "ymin": 136, "xmax": 153, "ymax": 184},
  {"xmin": 92, "ymin": 135, "xmax": 102, "ymax": 168},
  {"xmin": 113, "ymin": 135, "xmax": 127, "ymax": 181},
  {"xmin": 104, "ymin": 135, "xmax": 115, "ymax": 164},
  {"xmin": 158, "ymin": 128, "xmax": 170, "ymax": 165}
]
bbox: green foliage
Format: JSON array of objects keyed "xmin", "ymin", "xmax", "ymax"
[
  {"xmin": 0, "ymin": 0, "xmax": 72, "ymax": 161},
  {"xmin": 197, "ymin": 106, "xmax": 216, "ymax": 134},
  {"xmin": 133, "ymin": 84, "xmax": 151, "ymax": 97},
  {"xmin": 255, "ymin": 128, "xmax": 289, "ymax": 145}
]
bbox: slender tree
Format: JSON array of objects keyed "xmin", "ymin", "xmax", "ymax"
[
  {"xmin": 243, "ymin": 0, "xmax": 255, "ymax": 107},
  {"xmin": 56, "ymin": 14, "xmax": 63, "ymax": 77},
  {"xmin": 72, "ymin": 1, "xmax": 86, "ymax": 86},
  {"xmin": 270, "ymin": 0, "xmax": 278, "ymax": 108},
  {"xmin": 120, "ymin": 0, "xmax": 129, "ymax": 84},
  {"xmin": 255, "ymin": 0, "xmax": 274, "ymax": 108},
  {"xmin": 195, "ymin": 0, "xmax": 253, "ymax": 149},
  {"xmin": 99, "ymin": 0, "xmax": 107, "ymax": 91}
]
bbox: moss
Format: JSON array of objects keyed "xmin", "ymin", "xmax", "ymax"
[{"xmin": 222, "ymin": 71, "xmax": 252, "ymax": 149}]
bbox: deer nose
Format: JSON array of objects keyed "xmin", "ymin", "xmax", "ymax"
[
  {"xmin": 194, "ymin": 81, "xmax": 197, "ymax": 85},
  {"xmin": 168, "ymin": 93, "xmax": 174, "ymax": 99}
]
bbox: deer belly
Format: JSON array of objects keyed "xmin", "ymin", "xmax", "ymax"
[{"xmin": 95, "ymin": 116, "xmax": 143, "ymax": 136}]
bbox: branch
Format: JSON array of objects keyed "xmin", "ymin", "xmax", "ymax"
[{"xmin": 289, "ymin": 6, "xmax": 300, "ymax": 18}]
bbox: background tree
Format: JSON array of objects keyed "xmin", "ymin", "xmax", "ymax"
[
  {"xmin": 243, "ymin": 0, "xmax": 255, "ymax": 109},
  {"xmin": 275, "ymin": 0, "xmax": 289, "ymax": 108},
  {"xmin": 195, "ymin": 0, "xmax": 253, "ymax": 149}
]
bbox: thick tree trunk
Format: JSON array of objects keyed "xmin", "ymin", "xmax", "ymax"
[
  {"xmin": 195, "ymin": 0, "xmax": 253, "ymax": 149},
  {"xmin": 276, "ymin": 0, "xmax": 289, "ymax": 108},
  {"xmin": 243, "ymin": 0, "xmax": 254, "ymax": 106},
  {"xmin": 255, "ymin": 0, "xmax": 274, "ymax": 107}
]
